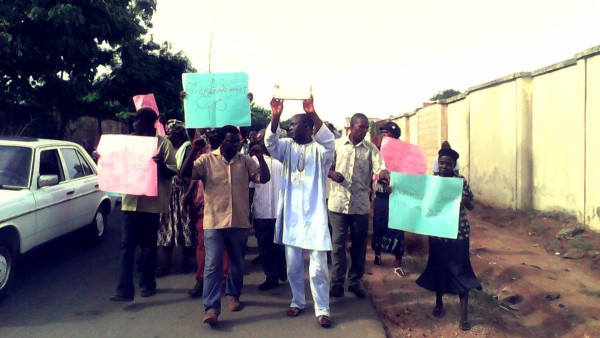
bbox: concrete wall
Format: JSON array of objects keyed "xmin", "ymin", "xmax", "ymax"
[
  {"xmin": 399, "ymin": 115, "xmax": 411, "ymax": 143},
  {"xmin": 382, "ymin": 45, "xmax": 600, "ymax": 231},
  {"xmin": 409, "ymin": 114, "xmax": 418, "ymax": 145},
  {"xmin": 531, "ymin": 61, "xmax": 586, "ymax": 219},
  {"xmin": 515, "ymin": 76, "xmax": 533, "ymax": 210},
  {"xmin": 469, "ymin": 80, "xmax": 518, "ymax": 209},
  {"xmin": 417, "ymin": 104, "xmax": 446, "ymax": 174},
  {"xmin": 390, "ymin": 114, "xmax": 413, "ymax": 143},
  {"xmin": 584, "ymin": 52, "xmax": 600, "ymax": 229},
  {"xmin": 446, "ymin": 96, "xmax": 470, "ymax": 180}
]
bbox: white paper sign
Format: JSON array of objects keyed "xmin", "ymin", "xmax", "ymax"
[{"xmin": 273, "ymin": 84, "xmax": 311, "ymax": 100}]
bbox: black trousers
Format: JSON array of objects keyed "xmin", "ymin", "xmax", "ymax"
[
  {"xmin": 253, "ymin": 218, "xmax": 286, "ymax": 282},
  {"xmin": 117, "ymin": 211, "xmax": 159, "ymax": 297}
]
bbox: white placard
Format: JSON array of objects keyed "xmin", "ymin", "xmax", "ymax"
[{"xmin": 273, "ymin": 84, "xmax": 311, "ymax": 100}]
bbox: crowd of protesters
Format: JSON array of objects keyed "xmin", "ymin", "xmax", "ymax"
[{"xmin": 105, "ymin": 94, "xmax": 480, "ymax": 331}]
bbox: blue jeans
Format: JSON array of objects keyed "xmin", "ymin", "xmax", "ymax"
[
  {"xmin": 117, "ymin": 211, "xmax": 159, "ymax": 298},
  {"xmin": 203, "ymin": 228, "xmax": 249, "ymax": 314}
]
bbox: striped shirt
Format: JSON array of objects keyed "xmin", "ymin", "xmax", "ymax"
[
  {"xmin": 328, "ymin": 136, "xmax": 386, "ymax": 214},
  {"xmin": 252, "ymin": 156, "xmax": 283, "ymax": 219}
]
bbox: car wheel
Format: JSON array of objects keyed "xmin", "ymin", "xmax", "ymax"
[
  {"xmin": 0, "ymin": 240, "xmax": 15, "ymax": 298},
  {"xmin": 88, "ymin": 207, "xmax": 108, "ymax": 243}
]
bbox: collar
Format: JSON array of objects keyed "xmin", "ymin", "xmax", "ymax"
[
  {"xmin": 342, "ymin": 135, "xmax": 366, "ymax": 147},
  {"xmin": 211, "ymin": 147, "xmax": 239, "ymax": 164}
]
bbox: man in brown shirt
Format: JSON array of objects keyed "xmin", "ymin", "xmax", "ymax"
[
  {"xmin": 181, "ymin": 125, "xmax": 270, "ymax": 326},
  {"xmin": 109, "ymin": 107, "xmax": 177, "ymax": 302}
]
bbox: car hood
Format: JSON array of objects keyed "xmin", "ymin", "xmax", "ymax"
[{"xmin": 0, "ymin": 189, "xmax": 34, "ymax": 221}]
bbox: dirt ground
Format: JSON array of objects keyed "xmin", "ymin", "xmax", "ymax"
[{"xmin": 363, "ymin": 204, "xmax": 600, "ymax": 338}]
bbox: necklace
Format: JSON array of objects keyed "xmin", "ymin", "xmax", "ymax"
[{"xmin": 296, "ymin": 146, "xmax": 306, "ymax": 172}]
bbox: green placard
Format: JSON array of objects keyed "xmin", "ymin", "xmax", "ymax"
[
  {"xmin": 388, "ymin": 172, "xmax": 463, "ymax": 239},
  {"xmin": 182, "ymin": 72, "xmax": 251, "ymax": 128}
]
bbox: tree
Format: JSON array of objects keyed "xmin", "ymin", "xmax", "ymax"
[
  {"xmin": 250, "ymin": 103, "xmax": 272, "ymax": 131},
  {"xmin": 0, "ymin": 0, "xmax": 193, "ymax": 137},
  {"xmin": 92, "ymin": 40, "xmax": 195, "ymax": 122},
  {"xmin": 1, "ymin": 1, "xmax": 147, "ymax": 136},
  {"xmin": 430, "ymin": 89, "xmax": 462, "ymax": 101},
  {"xmin": 280, "ymin": 118, "xmax": 292, "ymax": 131}
]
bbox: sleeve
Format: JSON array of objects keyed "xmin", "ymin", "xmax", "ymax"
[
  {"xmin": 160, "ymin": 137, "xmax": 178, "ymax": 172},
  {"xmin": 313, "ymin": 125, "xmax": 336, "ymax": 170},
  {"xmin": 463, "ymin": 178, "xmax": 474, "ymax": 203},
  {"xmin": 329, "ymin": 143, "xmax": 337, "ymax": 170},
  {"xmin": 265, "ymin": 123, "xmax": 287, "ymax": 162},
  {"xmin": 245, "ymin": 155, "xmax": 261, "ymax": 183},
  {"xmin": 248, "ymin": 157, "xmax": 260, "ymax": 188},
  {"xmin": 194, "ymin": 180, "xmax": 205, "ymax": 206},
  {"xmin": 370, "ymin": 144, "xmax": 387, "ymax": 175},
  {"xmin": 330, "ymin": 140, "xmax": 337, "ymax": 170},
  {"xmin": 183, "ymin": 144, "xmax": 192, "ymax": 163},
  {"xmin": 192, "ymin": 154, "xmax": 207, "ymax": 181}
]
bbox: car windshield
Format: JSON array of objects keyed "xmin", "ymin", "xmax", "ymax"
[{"xmin": 0, "ymin": 145, "xmax": 33, "ymax": 189}]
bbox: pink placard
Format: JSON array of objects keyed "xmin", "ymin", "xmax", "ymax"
[
  {"xmin": 97, "ymin": 135, "xmax": 158, "ymax": 196},
  {"xmin": 133, "ymin": 93, "xmax": 165, "ymax": 136},
  {"xmin": 380, "ymin": 137, "xmax": 427, "ymax": 174}
]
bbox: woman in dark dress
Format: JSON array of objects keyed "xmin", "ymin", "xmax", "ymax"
[
  {"xmin": 372, "ymin": 122, "xmax": 405, "ymax": 276},
  {"xmin": 416, "ymin": 147, "xmax": 481, "ymax": 331}
]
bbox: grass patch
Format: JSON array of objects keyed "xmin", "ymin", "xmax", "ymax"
[
  {"xmin": 548, "ymin": 239, "xmax": 564, "ymax": 253},
  {"xmin": 538, "ymin": 211, "xmax": 577, "ymax": 223},
  {"xmin": 579, "ymin": 287, "xmax": 600, "ymax": 298},
  {"xmin": 528, "ymin": 222, "xmax": 550, "ymax": 235},
  {"xmin": 471, "ymin": 289, "xmax": 498, "ymax": 310},
  {"xmin": 471, "ymin": 289, "xmax": 519, "ymax": 318},
  {"xmin": 577, "ymin": 282, "xmax": 600, "ymax": 297},
  {"xmin": 570, "ymin": 237, "xmax": 593, "ymax": 251}
]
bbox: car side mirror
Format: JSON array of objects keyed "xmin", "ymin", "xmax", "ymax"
[{"xmin": 38, "ymin": 175, "xmax": 59, "ymax": 188}]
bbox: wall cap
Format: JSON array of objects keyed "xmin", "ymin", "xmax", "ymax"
[
  {"xmin": 465, "ymin": 72, "xmax": 533, "ymax": 94},
  {"xmin": 575, "ymin": 45, "xmax": 600, "ymax": 60},
  {"xmin": 531, "ymin": 59, "xmax": 577, "ymax": 76},
  {"xmin": 439, "ymin": 92, "xmax": 468, "ymax": 104},
  {"xmin": 385, "ymin": 44, "xmax": 600, "ymax": 123}
]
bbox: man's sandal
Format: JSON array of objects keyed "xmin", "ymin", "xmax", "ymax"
[
  {"xmin": 393, "ymin": 267, "xmax": 405, "ymax": 277},
  {"xmin": 286, "ymin": 307, "xmax": 303, "ymax": 317},
  {"xmin": 317, "ymin": 315, "xmax": 331, "ymax": 328}
]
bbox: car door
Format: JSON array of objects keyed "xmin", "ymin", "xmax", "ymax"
[
  {"xmin": 31, "ymin": 147, "xmax": 76, "ymax": 242},
  {"xmin": 59, "ymin": 146, "xmax": 101, "ymax": 232}
]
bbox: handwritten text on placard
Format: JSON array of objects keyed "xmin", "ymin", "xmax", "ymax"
[
  {"xmin": 388, "ymin": 172, "xmax": 463, "ymax": 239},
  {"xmin": 182, "ymin": 72, "xmax": 251, "ymax": 128},
  {"xmin": 97, "ymin": 135, "xmax": 158, "ymax": 196}
]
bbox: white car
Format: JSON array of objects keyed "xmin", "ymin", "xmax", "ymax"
[{"xmin": 0, "ymin": 137, "xmax": 113, "ymax": 297}]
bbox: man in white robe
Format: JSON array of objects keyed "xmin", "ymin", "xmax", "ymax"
[{"xmin": 265, "ymin": 95, "xmax": 335, "ymax": 328}]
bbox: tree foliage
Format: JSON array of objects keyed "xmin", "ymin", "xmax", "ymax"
[
  {"xmin": 0, "ymin": 0, "xmax": 193, "ymax": 137},
  {"xmin": 250, "ymin": 103, "xmax": 272, "ymax": 131},
  {"xmin": 93, "ymin": 40, "xmax": 195, "ymax": 122},
  {"xmin": 430, "ymin": 89, "xmax": 462, "ymax": 101},
  {"xmin": 280, "ymin": 118, "xmax": 292, "ymax": 131}
]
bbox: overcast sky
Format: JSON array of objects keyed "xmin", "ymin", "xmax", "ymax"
[{"xmin": 151, "ymin": 0, "xmax": 599, "ymax": 128}]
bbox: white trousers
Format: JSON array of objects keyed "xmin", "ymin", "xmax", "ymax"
[{"xmin": 285, "ymin": 245, "xmax": 330, "ymax": 317}]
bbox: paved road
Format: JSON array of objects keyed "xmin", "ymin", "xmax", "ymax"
[{"xmin": 0, "ymin": 209, "xmax": 386, "ymax": 338}]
